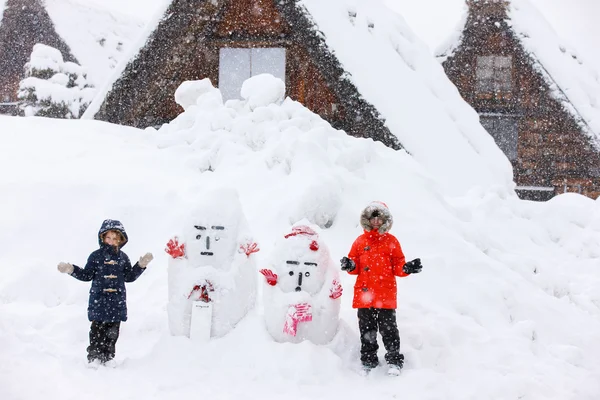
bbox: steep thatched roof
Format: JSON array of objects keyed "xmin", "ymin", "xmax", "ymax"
[
  {"xmin": 438, "ymin": 0, "xmax": 600, "ymax": 148},
  {"xmin": 87, "ymin": 0, "xmax": 401, "ymax": 149}
]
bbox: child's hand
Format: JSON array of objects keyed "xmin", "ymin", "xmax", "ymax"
[
  {"xmin": 139, "ymin": 253, "xmax": 154, "ymax": 268},
  {"xmin": 340, "ymin": 257, "xmax": 356, "ymax": 272},
  {"xmin": 403, "ymin": 258, "xmax": 422, "ymax": 274},
  {"xmin": 57, "ymin": 262, "xmax": 74, "ymax": 274}
]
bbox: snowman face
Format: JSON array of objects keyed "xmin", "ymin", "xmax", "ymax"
[
  {"xmin": 272, "ymin": 237, "xmax": 327, "ymax": 295},
  {"xmin": 185, "ymin": 221, "xmax": 236, "ymax": 270}
]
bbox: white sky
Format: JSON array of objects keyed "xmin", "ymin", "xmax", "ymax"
[{"xmin": 2, "ymin": 72, "xmax": 600, "ymax": 399}]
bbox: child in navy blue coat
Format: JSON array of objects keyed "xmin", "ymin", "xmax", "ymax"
[{"xmin": 58, "ymin": 219, "xmax": 153, "ymax": 364}]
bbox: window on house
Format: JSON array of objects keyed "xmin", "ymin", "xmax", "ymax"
[
  {"xmin": 480, "ymin": 115, "xmax": 519, "ymax": 161},
  {"xmin": 219, "ymin": 47, "xmax": 286, "ymax": 101},
  {"xmin": 475, "ymin": 55, "xmax": 512, "ymax": 93}
]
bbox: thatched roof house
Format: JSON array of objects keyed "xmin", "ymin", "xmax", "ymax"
[{"xmin": 438, "ymin": 0, "xmax": 600, "ymax": 200}]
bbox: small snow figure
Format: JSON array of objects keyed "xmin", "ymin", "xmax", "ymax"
[
  {"xmin": 165, "ymin": 188, "xmax": 258, "ymax": 338},
  {"xmin": 341, "ymin": 201, "xmax": 423, "ymax": 375},
  {"xmin": 57, "ymin": 219, "xmax": 153, "ymax": 364},
  {"xmin": 260, "ymin": 223, "xmax": 342, "ymax": 345}
]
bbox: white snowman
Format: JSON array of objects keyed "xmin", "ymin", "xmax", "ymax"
[
  {"xmin": 165, "ymin": 188, "xmax": 259, "ymax": 339},
  {"xmin": 260, "ymin": 223, "xmax": 342, "ymax": 345}
]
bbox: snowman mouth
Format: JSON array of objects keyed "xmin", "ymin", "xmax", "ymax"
[
  {"xmin": 295, "ymin": 286, "xmax": 301, "ymax": 292},
  {"xmin": 200, "ymin": 252, "xmax": 214, "ymax": 256}
]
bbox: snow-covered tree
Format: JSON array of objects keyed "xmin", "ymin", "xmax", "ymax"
[{"xmin": 18, "ymin": 44, "xmax": 94, "ymax": 119}]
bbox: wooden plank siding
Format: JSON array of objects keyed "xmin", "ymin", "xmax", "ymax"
[
  {"xmin": 94, "ymin": 0, "xmax": 400, "ymax": 150},
  {"xmin": 442, "ymin": 0, "xmax": 600, "ymax": 199}
]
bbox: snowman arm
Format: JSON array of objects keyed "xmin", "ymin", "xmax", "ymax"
[
  {"xmin": 165, "ymin": 236, "xmax": 186, "ymax": 259},
  {"xmin": 328, "ymin": 279, "xmax": 343, "ymax": 299},
  {"xmin": 239, "ymin": 241, "xmax": 260, "ymax": 257},
  {"xmin": 259, "ymin": 269, "xmax": 278, "ymax": 286}
]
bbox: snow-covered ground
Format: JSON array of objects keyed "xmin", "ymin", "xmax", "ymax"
[{"xmin": 1, "ymin": 78, "xmax": 600, "ymax": 399}]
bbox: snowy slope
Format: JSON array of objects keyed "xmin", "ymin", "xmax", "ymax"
[
  {"xmin": 300, "ymin": 0, "xmax": 512, "ymax": 196},
  {"xmin": 2, "ymin": 81, "xmax": 600, "ymax": 399},
  {"xmin": 44, "ymin": 0, "xmax": 145, "ymax": 87}
]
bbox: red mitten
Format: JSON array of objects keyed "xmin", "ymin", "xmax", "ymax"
[
  {"xmin": 259, "ymin": 269, "xmax": 278, "ymax": 286},
  {"xmin": 240, "ymin": 242, "xmax": 260, "ymax": 256},
  {"xmin": 329, "ymin": 280, "xmax": 343, "ymax": 299},
  {"xmin": 165, "ymin": 237, "xmax": 185, "ymax": 259}
]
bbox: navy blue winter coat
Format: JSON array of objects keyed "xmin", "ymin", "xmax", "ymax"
[{"xmin": 70, "ymin": 220, "xmax": 145, "ymax": 322}]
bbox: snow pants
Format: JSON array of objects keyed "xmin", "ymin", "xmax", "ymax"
[
  {"xmin": 87, "ymin": 321, "xmax": 121, "ymax": 363},
  {"xmin": 357, "ymin": 308, "xmax": 403, "ymax": 368}
]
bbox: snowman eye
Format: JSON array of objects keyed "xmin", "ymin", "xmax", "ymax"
[
  {"xmin": 215, "ymin": 236, "xmax": 220, "ymax": 241},
  {"xmin": 305, "ymin": 272, "xmax": 310, "ymax": 277},
  {"xmin": 289, "ymin": 271, "xmax": 294, "ymax": 276},
  {"xmin": 196, "ymin": 235, "xmax": 202, "ymax": 240}
]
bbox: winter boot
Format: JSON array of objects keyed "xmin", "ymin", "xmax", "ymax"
[{"xmin": 387, "ymin": 363, "xmax": 403, "ymax": 376}]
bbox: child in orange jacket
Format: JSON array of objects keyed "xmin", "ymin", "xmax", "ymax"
[{"xmin": 341, "ymin": 201, "xmax": 422, "ymax": 375}]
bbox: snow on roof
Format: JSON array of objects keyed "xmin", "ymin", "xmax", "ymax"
[
  {"xmin": 83, "ymin": 0, "xmax": 172, "ymax": 118},
  {"xmin": 86, "ymin": 0, "xmax": 514, "ymax": 194},
  {"xmin": 299, "ymin": 0, "xmax": 512, "ymax": 192},
  {"xmin": 508, "ymin": 0, "xmax": 600, "ymax": 147},
  {"xmin": 431, "ymin": 0, "xmax": 600, "ymax": 148},
  {"xmin": 44, "ymin": 0, "xmax": 145, "ymax": 86}
]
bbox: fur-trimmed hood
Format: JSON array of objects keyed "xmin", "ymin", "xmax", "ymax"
[{"xmin": 360, "ymin": 201, "xmax": 393, "ymax": 234}]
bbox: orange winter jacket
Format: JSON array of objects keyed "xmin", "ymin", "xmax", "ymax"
[{"xmin": 347, "ymin": 230, "xmax": 407, "ymax": 309}]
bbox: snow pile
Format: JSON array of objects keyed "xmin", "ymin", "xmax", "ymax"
[
  {"xmin": 1, "ymin": 76, "xmax": 600, "ymax": 399},
  {"xmin": 18, "ymin": 44, "xmax": 94, "ymax": 118},
  {"xmin": 157, "ymin": 76, "xmax": 405, "ymax": 230}
]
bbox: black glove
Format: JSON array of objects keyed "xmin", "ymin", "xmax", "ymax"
[
  {"xmin": 340, "ymin": 256, "xmax": 356, "ymax": 272},
  {"xmin": 403, "ymin": 258, "xmax": 422, "ymax": 274}
]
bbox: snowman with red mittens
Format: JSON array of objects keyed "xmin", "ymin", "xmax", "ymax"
[
  {"xmin": 165, "ymin": 188, "xmax": 259, "ymax": 339},
  {"xmin": 260, "ymin": 222, "xmax": 342, "ymax": 345}
]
